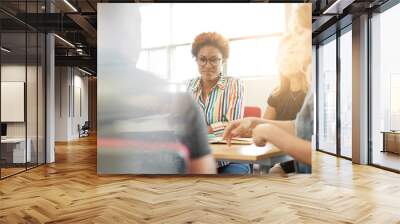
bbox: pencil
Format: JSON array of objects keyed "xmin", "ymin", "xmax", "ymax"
[
  {"xmin": 223, "ymin": 114, "xmax": 231, "ymax": 147},
  {"xmin": 223, "ymin": 114, "xmax": 229, "ymax": 122}
]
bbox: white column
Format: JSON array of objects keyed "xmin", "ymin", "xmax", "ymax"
[{"xmin": 46, "ymin": 32, "xmax": 55, "ymax": 163}]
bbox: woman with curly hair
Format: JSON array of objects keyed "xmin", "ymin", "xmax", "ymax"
[{"xmin": 186, "ymin": 32, "xmax": 249, "ymax": 174}]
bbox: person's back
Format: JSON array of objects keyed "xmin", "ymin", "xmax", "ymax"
[
  {"xmin": 97, "ymin": 4, "xmax": 215, "ymax": 174},
  {"xmin": 98, "ymin": 67, "xmax": 215, "ymax": 174}
]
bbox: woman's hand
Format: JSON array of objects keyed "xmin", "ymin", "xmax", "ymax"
[
  {"xmin": 252, "ymin": 123, "xmax": 275, "ymax": 147},
  {"xmin": 223, "ymin": 117, "xmax": 255, "ymax": 141},
  {"xmin": 252, "ymin": 123, "xmax": 312, "ymax": 165},
  {"xmin": 207, "ymin": 126, "xmax": 214, "ymax": 134}
]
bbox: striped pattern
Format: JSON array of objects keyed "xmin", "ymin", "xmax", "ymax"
[
  {"xmin": 186, "ymin": 76, "xmax": 244, "ymax": 136},
  {"xmin": 187, "ymin": 76, "xmax": 244, "ymax": 168}
]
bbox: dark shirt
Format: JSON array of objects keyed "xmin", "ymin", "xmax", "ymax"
[
  {"xmin": 267, "ymin": 90, "xmax": 306, "ymax": 120},
  {"xmin": 267, "ymin": 89, "xmax": 306, "ymax": 174},
  {"xmin": 170, "ymin": 93, "xmax": 212, "ymax": 159},
  {"xmin": 98, "ymin": 67, "xmax": 211, "ymax": 173}
]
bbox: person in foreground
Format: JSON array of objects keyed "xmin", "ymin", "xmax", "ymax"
[{"xmin": 97, "ymin": 5, "xmax": 216, "ymax": 174}]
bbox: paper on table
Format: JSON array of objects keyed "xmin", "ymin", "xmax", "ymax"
[{"xmin": 208, "ymin": 137, "xmax": 253, "ymax": 145}]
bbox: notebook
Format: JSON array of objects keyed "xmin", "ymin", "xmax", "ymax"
[{"xmin": 208, "ymin": 135, "xmax": 253, "ymax": 145}]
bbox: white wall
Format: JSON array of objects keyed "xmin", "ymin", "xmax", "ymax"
[
  {"xmin": 1, "ymin": 66, "xmax": 26, "ymax": 132},
  {"xmin": 1, "ymin": 65, "xmax": 39, "ymax": 138},
  {"xmin": 1, "ymin": 64, "xmax": 46, "ymax": 163},
  {"xmin": 55, "ymin": 67, "xmax": 69, "ymax": 141},
  {"xmin": 72, "ymin": 73, "xmax": 89, "ymax": 138},
  {"xmin": 242, "ymin": 77, "xmax": 279, "ymax": 115},
  {"xmin": 55, "ymin": 67, "xmax": 89, "ymax": 141}
]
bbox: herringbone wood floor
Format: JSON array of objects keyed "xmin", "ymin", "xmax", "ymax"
[{"xmin": 0, "ymin": 135, "xmax": 399, "ymax": 223}]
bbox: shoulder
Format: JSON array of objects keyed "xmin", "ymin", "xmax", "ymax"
[
  {"xmin": 223, "ymin": 76, "xmax": 243, "ymax": 87},
  {"xmin": 267, "ymin": 90, "xmax": 287, "ymax": 106},
  {"xmin": 270, "ymin": 89, "xmax": 287, "ymax": 99},
  {"xmin": 224, "ymin": 76, "xmax": 241, "ymax": 82},
  {"xmin": 267, "ymin": 93, "xmax": 278, "ymax": 106},
  {"xmin": 186, "ymin": 77, "xmax": 200, "ymax": 85},
  {"xmin": 185, "ymin": 77, "xmax": 201, "ymax": 90},
  {"xmin": 221, "ymin": 77, "xmax": 244, "ymax": 95}
]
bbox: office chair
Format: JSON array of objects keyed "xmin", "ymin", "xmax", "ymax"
[
  {"xmin": 243, "ymin": 106, "xmax": 262, "ymax": 118},
  {"xmin": 79, "ymin": 121, "xmax": 90, "ymax": 138}
]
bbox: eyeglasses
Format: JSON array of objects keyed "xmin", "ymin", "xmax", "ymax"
[{"xmin": 196, "ymin": 56, "xmax": 222, "ymax": 67}]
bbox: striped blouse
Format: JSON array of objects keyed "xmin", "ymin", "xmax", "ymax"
[{"xmin": 186, "ymin": 76, "xmax": 244, "ymax": 137}]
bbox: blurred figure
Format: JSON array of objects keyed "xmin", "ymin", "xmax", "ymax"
[
  {"xmin": 97, "ymin": 4, "xmax": 215, "ymax": 174},
  {"xmin": 223, "ymin": 4, "xmax": 312, "ymax": 174},
  {"xmin": 263, "ymin": 35, "xmax": 309, "ymax": 122},
  {"xmin": 186, "ymin": 32, "xmax": 249, "ymax": 174},
  {"xmin": 262, "ymin": 33, "xmax": 311, "ymax": 174}
]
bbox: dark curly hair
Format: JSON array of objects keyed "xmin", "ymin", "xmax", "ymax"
[{"xmin": 191, "ymin": 32, "xmax": 229, "ymax": 59}]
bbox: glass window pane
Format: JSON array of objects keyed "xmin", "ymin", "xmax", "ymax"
[
  {"xmin": 371, "ymin": 3, "xmax": 400, "ymax": 171},
  {"xmin": 170, "ymin": 45, "xmax": 197, "ymax": 83},
  {"xmin": 229, "ymin": 37, "xmax": 281, "ymax": 77},
  {"xmin": 390, "ymin": 75, "xmax": 400, "ymax": 129},
  {"xmin": 149, "ymin": 49, "xmax": 168, "ymax": 80},
  {"xmin": 137, "ymin": 3, "xmax": 287, "ymax": 80},
  {"xmin": 340, "ymin": 30, "xmax": 352, "ymax": 158},
  {"xmin": 1, "ymin": 31, "xmax": 27, "ymax": 177},
  {"xmin": 137, "ymin": 49, "xmax": 168, "ymax": 80},
  {"xmin": 318, "ymin": 37, "xmax": 337, "ymax": 154},
  {"xmin": 170, "ymin": 3, "xmax": 285, "ymax": 44},
  {"xmin": 0, "ymin": 2, "xmax": 46, "ymax": 179},
  {"xmin": 140, "ymin": 4, "xmax": 171, "ymax": 48},
  {"xmin": 27, "ymin": 32, "xmax": 38, "ymax": 169},
  {"xmin": 38, "ymin": 33, "xmax": 45, "ymax": 165}
]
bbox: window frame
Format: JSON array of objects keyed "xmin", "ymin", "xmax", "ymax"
[{"xmin": 315, "ymin": 24, "xmax": 353, "ymax": 161}]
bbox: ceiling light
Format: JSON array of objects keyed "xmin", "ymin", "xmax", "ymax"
[
  {"xmin": 54, "ymin": 34, "xmax": 75, "ymax": 48},
  {"xmin": 323, "ymin": 0, "xmax": 354, "ymax": 15},
  {"xmin": 1, "ymin": 47, "xmax": 11, "ymax": 53},
  {"xmin": 63, "ymin": 0, "xmax": 78, "ymax": 12},
  {"xmin": 78, "ymin": 67, "xmax": 93, "ymax": 76}
]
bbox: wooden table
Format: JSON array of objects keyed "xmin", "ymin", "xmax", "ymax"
[
  {"xmin": 381, "ymin": 131, "xmax": 400, "ymax": 154},
  {"xmin": 211, "ymin": 142, "xmax": 293, "ymax": 169}
]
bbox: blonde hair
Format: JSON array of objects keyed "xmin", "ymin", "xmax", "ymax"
[
  {"xmin": 273, "ymin": 5, "xmax": 312, "ymax": 96},
  {"xmin": 289, "ymin": 4, "xmax": 312, "ymax": 33},
  {"xmin": 273, "ymin": 66, "xmax": 310, "ymax": 97}
]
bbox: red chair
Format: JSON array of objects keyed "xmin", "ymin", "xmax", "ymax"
[{"xmin": 243, "ymin": 106, "xmax": 262, "ymax": 118}]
